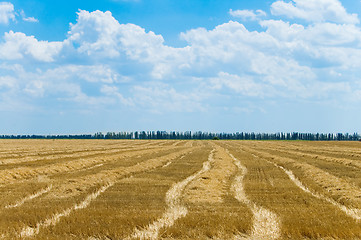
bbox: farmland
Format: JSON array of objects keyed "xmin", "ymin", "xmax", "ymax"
[{"xmin": 0, "ymin": 140, "xmax": 361, "ymax": 239}]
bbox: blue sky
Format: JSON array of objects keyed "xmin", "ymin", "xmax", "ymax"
[{"xmin": 1, "ymin": 0, "xmax": 361, "ymax": 134}]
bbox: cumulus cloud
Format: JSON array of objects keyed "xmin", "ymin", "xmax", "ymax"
[
  {"xmin": 1, "ymin": 2, "xmax": 361, "ymax": 114},
  {"xmin": 67, "ymin": 10, "xmax": 193, "ymax": 79},
  {"xmin": 260, "ymin": 19, "xmax": 361, "ymax": 49},
  {"xmin": 0, "ymin": 2, "xmax": 15, "ymax": 24},
  {"xmin": 68, "ymin": 9, "xmax": 166, "ymax": 60},
  {"xmin": 0, "ymin": 2, "xmax": 38, "ymax": 24},
  {"xmin": 26, "ymin": 65, "xmax": 125, "ymax": 100},
  {"xmin": 179, "ymin": 20, "xmax": 317, "ymax": 94},
  {"xmin": 68, "ymin": 10, "xmax": 122, "ymax": 58},
  {"xmin": 259, "ymin": 19, "xmax": 361, "ymax": 69},
  {"xmin": 271, "ymin": 0, "xmax": 359, "ymax": 24},
  {"xmin": 42, "ymin": 65, "xmax": 122, "ymax": 83},
  {"xmin": 0, "ymin": 31, "xmax": 63, "ymax": 62},
  {"xmin": 229, "ymin": 9, "xmax": 267, "ymax": 21},
  {"xmin": 17, "ymin": 65, "xmax": 136, "ymax": 110}
]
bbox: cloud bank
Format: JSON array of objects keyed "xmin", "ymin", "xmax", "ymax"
[
  {"xmin": 0, "ymin": 2, "xmax": 15, "ymax": 24},
  {"xmin": 0, "ymin": 0, "xmax": 360, "ymax": 121}
]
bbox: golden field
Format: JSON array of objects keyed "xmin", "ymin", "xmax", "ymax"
[{"xmin": 0, "ymin": 139, "xmax": 361, "ymax": 239}]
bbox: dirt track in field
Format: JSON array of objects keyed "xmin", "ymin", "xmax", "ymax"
[
  {"xmin": 128, "ymin": 149, "xmax": 215, "ymax": 240},
  {"xmin": 228, "ymin": 150, "xmax": 281, "ymax": 240}
]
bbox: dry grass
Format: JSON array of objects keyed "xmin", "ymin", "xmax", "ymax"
[
  {"xmin": 128, "ymin": 148, "xmax": 214, "ymax": 240},
  {"xmin": 1, "ymin": 140, "xmax": 361, "ymax": 239},
  {"xmin": 34, "ymin": 142, "xmax": 210, "ymax": 239},
  {"xmin": 164, "ymin": 145, "xmax": 253, "ymax": 239},
  {"xmin": 183, "ymin": 144, "xmax": 237, "ymax": 204},
  {"xmin": 228, "ymin": 151, "xmax": 281, "ymax": 240},
  {"xmin": 0, "ymin": 143, "xmax": 181, "ymax": 186},
  {"xmin": 238, "ymin": 143, "xmax": 361, "ymax": 209},
  {"xmin": 224, "ymin": 141, "xmax": 361, "ymax": 239}
]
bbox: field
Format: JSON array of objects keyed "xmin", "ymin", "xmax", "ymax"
[{"xmin": 0, "ymin": 140, "xmax": 361, "ymax": 239}]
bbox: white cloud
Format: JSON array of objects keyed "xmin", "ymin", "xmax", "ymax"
[
  {"xmin": 67, "ymin": 10, "xmax": 192, "ymax": 79},
  {"xmin": 54, "ymin": 83, "xmax": 114, "ymax": 106},
  {"xmin": 22, "ymin": 16, "xmax": 38, "ymax": 22},
  {"xmin": 64, "ymin": 10, "xmax": 361, "ymax": 104},
  {"xmin": 132, "ymin": 82, "xmax": 205, "ymax": 113},
  {"xmin": 271, "ymin": 0, "xmax": 359, "ymax": 24},
  {"xmin": 260, "ymin": 20, "xmax": 305, "ymax": 41},
  {"xmin": 68, "ymin": 10, "xmax": 122, "ymax": 58},
  {"xmin": 0, "ymin": 3, "xmax": 38, "ymax": 24},
  {"xmin": 20, "ymin": 10, "xmax": 38, "ymax": 23},
  {"xmin": 229, "ymin": 9, "xmax": 267, "ymax": 21},
  {"xmin": 0, "ymin": 75, "xmax": 17, "ymax": 89},
  {"xmin": 261, "ymin": 20, "xmax": 361, "ymax": 53},
  {"xmin": 0, "ymin": 31, "xmax": 63, "ymax": 62},
  {"xmin": 1, "ymin": 6, "xmax": 361, "ymax": 114},
  {"xmin": 303, "ymin": 23, "xmax": 361, "ymax": 46},
  {"xmin": 100, "ymin": 85, "xmax": 133, "ymax": 106},
  {"xmin": 180, "ymin": 21, "xmax": 308, "ymax": 84},
  {"xmin": 42, "ymin": 65, "xmax": 122, "ymax": 83},
  {"xmin": 210, "ymin": 72, "xmax": 267, "ymax": 97},
  {"xmin": 24, "ymin": 80, "xmax": 46, "ymax": 97},
  {"xmin": 0, "ymin": 63, "xmax": 135, "ymax": 109},
  {"xmin": 259, "ymin": 19, "xmax": 361, "ymax": 69},
  {"xmin": 0, "ymin": 2, "xmax": 15, "ymax": 24}
]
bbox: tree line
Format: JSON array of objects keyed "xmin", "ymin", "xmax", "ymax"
[{"xmin": 0, "ymin": 131, "xmax": 360, "ymax": 141}]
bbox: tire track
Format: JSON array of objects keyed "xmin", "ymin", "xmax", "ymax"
[
  {"xmin": 274, "ymin": 142, "xmax": 361, "ymax": 157},
  {"xmin": 274, "ymin": 161, "xmax": 361, "ymax": 221},
  {"xmin": 0, "ymin": 143, "xmax": 143, "ymax": 166},
  {"xmin": 251, "ymin": 153, "xmax": 361, "ymax": 221},
  {"xmin": 15, "ymin": 148, "xmax": 195, "ymax": 238},
  {"xmin": 162, "ymin": 161, "xmax": 172, "ymax": 168},
  {"xmin": 0, "ymin": 144, "xmax": 165, "ymax": 169},
  {"xmin": 0, "ymin": 148, "xmax": 175, "ymax": 210},
  {"xmin": 241, "ymin": 146, "xmax": 361, "ymax": 209},
  {"xmin": 254, "ymin": 146, "xmax": 361, "ymax": 170},
  {"xmin": 161, "ymin": 153, "xmax": 189, "ymax": 169},
  {"xmin": 48, "ymin": 148, "xmax": 193, "ymax": 199},
  {"xmin": 81, "ymin": 163, "xmax": 104, "ymax": 171},
  {"xmin": 128, "ymin": 149, "xmax": 215, "ymax": 240},
  {"xmin": 19, "ymin": 183, "xmax": 113, "ymax": 238},
  {"xmin": 4, "ymin": 185, "xmax": 52, "ymax": 209},
  {"xmin": 227, "ymin": 150, "xmax": 281, "ymax": 240},
  {"xmin": 0, "ymin": 146, "xmax": 181, "ymax": 186},
  {"xmin": 184, "ymin": 145, "xmax": 236, "ymax": 204}
]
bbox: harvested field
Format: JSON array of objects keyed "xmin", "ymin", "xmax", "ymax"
[{"xmin": 0, "ymin": 140, "xmax": 361, "ymax": 239}]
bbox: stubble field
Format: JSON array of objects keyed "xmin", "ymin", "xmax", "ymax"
[{"xmin": 0, "ymin": 139, "xmax": 361, "ymax": 239}]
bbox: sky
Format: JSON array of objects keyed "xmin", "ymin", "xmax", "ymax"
[{"xmin": 1, "ymin": 0, "xmax": 361, "ymax": 134}]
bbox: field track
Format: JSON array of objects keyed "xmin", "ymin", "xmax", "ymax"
[{"xmin": 0, "ymin": 140, "xmax": 361, "ymax": 239}]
